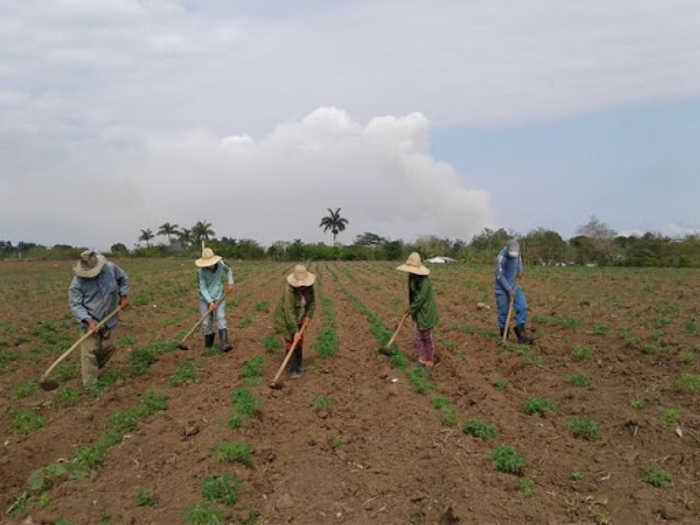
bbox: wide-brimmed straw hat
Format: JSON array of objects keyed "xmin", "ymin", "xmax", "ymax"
[
  {"xmin": 73, "ymin": 250, "xmax": 107, "ymax": 278},
  {"xmin": 396, "ymin": 252, "xmax": 430, "ymax": 276},
  {"xmin": 287, "ymin": 264, "xmax": 316, "ymax": 287},
  {"xmin": 195, "ymin": 247, "xmax": 222, "ymax": 268}
]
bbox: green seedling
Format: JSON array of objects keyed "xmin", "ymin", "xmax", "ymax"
[
  {"xmin": 54, "ymin": 362, "xmax": 78, "ymax": 382},
  {"xmin": 517, "ymin": 478, "xmax": 535, "ymax": 497},
  {"xmin": 522, "ymin": 396, "xmax": 557, "ymax": 417},
  {"xmin": 572, "ymin": 344, "xmax": 594, "ymax": 361},
  {"xmin": 315, "ymin": 327, "xmax": 338, "ymax": 358},
  {"xmin": 463, "ymin": 420, "xmax": 498, "ymax": 442},
  {"xmin": 570, "ymin": 471, "xmax": 583, "ymax": 481},
  {"xmin": 630, "ymin": 399, "xmax": 646, "ymax": 409},
  {"xmin": 408, "ymin": 366, "xmax": 434, "ymax": 394},
  {"xmin": 491, "ymin": 445, "xmax": 526, "ymax": 475},
  {"xmin": 185, "ymin": 503, "xmax": 224, "ymax": 525},
  {"xmin": 255, "ymin": 300, "xmax": 269, "ymax": 312},
  {"xmin": 136, "ymin": 491, "xmax": 155, "ymax": 507},
  {"xmin": 644, "ymin": 466, "xmax": 672, "ymax": 488},
  {"xmin": 567, "ymin": 416, "xmax": 600, "ymax": 440},
  {"xmin": 675, "ymin": 373, "xmax": 700, "ymax": 393},
  {"xmin": 169, "ymin": 360, "xmax": 200, "ymax": 386},
  {"xmin": 10, "ymin": 410, "xmax": 45, "ymax": 436},
  {"xmin": 661, "ymin": 408, "xmax": 680, "ymax": 427},
  {"xmin": 228, "ymin": 387, "xmax": 263, "ymax": 428},
  {"xmin": 570, "ymin": 373, "xmax": 591, "ymax": 388},
  {"xmin": 492, "ymin": 379, "xmax": 510, "ymax": 390},
  {"xmin": 15, "ymin": 380, "xmax": 38, "ymax": 399},
  {"xmin": 214, "ymin": 442, "xmax": 253, "ymax": 467},
  {"xmin": 331, "ymin": 433, "xmax": 344, "ymax": 449},
  {"xmin": 313, "ymin": 395, "xmax": 331, "ymax": 413},
  {"xmin": 240, "ymin": 355, "xmax": 264, "ymax": 380},
  {"xmin": 262, "ymin": 335, "xmax": 282, "ymax": 353},
  {"xmin": 128, "ymin": 347, "xmax": 158, "ymax": 376},
  {"xmin": 202, "ymin": 474, "xmax": 242, "ymax": 506},
  {"xmin": 53, "ymin": 387, "xmax": 80, "ymax": 407}
]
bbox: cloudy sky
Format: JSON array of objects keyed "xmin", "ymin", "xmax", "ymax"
[{"xmin": 1, "ymin": 0, "xmax": 699, "ymax": 249}]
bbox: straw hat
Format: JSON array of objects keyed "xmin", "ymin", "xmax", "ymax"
[
  {"xmin": 195, "ymin": 247, "xmax": 222, "ymax": 268},
  {"xmin": 396, "ymin": 252, "xmax": 430, "ymax": 275},
  {"xmin": 73, "ymin": 250, "xmax": 107, "ymax": 278},
  {"xmin": 287, "ymin": 264, "xmax": 316, "ymax": 287}
]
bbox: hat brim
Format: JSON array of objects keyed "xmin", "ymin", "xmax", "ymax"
[
  {"xmin": 195, "ymin": 255, "xmax": 222, "ymax": 268},
  {"xmin": 73, "ymin": 254, "xmax": 106, "ymax": 278},
  {"xmin": 396, "ymin": 264, "xmax": 430, "ymax": 276},
  {"xmin": 287, "ymin": 272, "xmax": 316, "ymax": 287}
]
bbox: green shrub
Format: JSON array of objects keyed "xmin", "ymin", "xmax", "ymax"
[
  {"xmin": 463, "ymin": 420, "xmax": 498, "ymax": 441},
  {"xmin": 491, "ymin": 445, "xmax": 526, "ymax": 475},
  {"xmin": 675, "ymin": 373, "xmax": 700, "ymax": 394},
  {"xmin": 569, "ymin": 373, "xmax": 591, "ymax": 388},
  {"xmin": 522, "ymin": 396, "xmax": 557, "ymax": 417},
  {"xmin": 28, "ymin": 463, "xmax": 69, "ymax": 492},
  {"xmin": 567, "ymin": 416, "xmax": 600, "ymax": 440},
  {"xmin": 185, "ymin": 503, "xmax": 224, "ymax": 525},
  {"xmin": 228, "ymin": 387, "xmax": 263, "ymax": 428},
  {"xmin": 644, "ymin": 466, "xmax": 672, "ymax": 488},
  {"xmin": 10, "ymin": 410, "xmax": 45, "ymax": 436},
  {"xmin": 202, "ymin": 474, "xmax": 242, "ymax": 506},
  {"xmin": 214, "ymin": 442, "xmax": 253, "ymax": 467},
  {"xmin": 315, "ymin": 327, "xmax": 339, "ymax": 358}
]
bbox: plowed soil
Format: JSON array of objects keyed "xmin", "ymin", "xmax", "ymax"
[{"xmin": 1, "ymin": 259, "xmax": 699, "ymax": 524}]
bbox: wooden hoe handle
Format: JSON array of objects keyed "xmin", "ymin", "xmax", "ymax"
[
  {"xmin": 40, "ymin": 304, "xmax": 124, "ymax": 384},
  {"xmin": 270, "ymin": 319, "xmax": 310, "ymax": 386}
]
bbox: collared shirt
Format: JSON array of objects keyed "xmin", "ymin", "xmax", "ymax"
[
  {"xmin": 408, "ymin": 274, "xmax": 439, "ymax": 330},
  {"xmin": 68, "ymin": 262, "xmax": 129, "ymax": 329},
  {"xmin": 494, "ymin": 247, "xmax": 523, "ymax": 294},
  {"xmin": 198, "ymin": 261, "xmax": 234, "ymax": 303},
  {"xmin": 273, "ymin": 283, "xmax": 315, "ymax": 340}
]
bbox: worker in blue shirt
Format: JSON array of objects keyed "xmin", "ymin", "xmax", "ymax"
[{"xmin": 494, "ymin": 239, "xmax": 533, "ymax": 344}]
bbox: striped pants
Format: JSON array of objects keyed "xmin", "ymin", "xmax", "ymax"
[{"xmin": 413, "ymin": 323, "xmax": 435, "ymax": 364}]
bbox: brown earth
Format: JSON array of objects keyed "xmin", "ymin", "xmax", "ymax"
[{"xmin": 1, "ymin": 259, "xmax": 699, "ymax": 524}]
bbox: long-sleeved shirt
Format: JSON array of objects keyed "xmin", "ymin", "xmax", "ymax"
[
  {"xmin": 68, "ymin": 262, "xmax": 129, "ymax": 329},
  {"xmin": 273, "ymin": 283, "xmax": 315, "ymax": 340},
  {"xmin": 408, "ymin": 275, "xmax": 439, "ymax": 330},
  {"xmin": 198, "ymin": 261, "xmax": 234, "ymax": 303},
  {"xmin": 494, "ymin": 247, "xmax": 522, "ymax": 295}
]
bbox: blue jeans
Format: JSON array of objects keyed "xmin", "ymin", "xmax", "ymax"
[
  {"xmin": 495, "ymin": 287, "xmax": 528, "ymax": 328},
  {"xmin": 199, "ymin": 297, "xmax": 227, "ymax": 335}
]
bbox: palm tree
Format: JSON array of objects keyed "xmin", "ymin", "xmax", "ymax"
[
  {"xmin": 178, "ymin": 228, "xmax": 192, "ymax": 248},
  {"xmin": 191, "ymin": 220, "xmax": 215, "ymax": 245},
  {"xmin": 319, "ymin": 208, "xmax": 349, "ymax": 244},
  {"xmin": 157, "ymin": 222, "xmax": 180, "ymax": 243},
  {"xmin": 139, "ymin": 228, "xmax": 155, "ymax": 247}
]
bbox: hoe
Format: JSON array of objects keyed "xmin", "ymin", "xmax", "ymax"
[
  {"xmin": 177, "ymin": 291, "xmax": 230, "ymax": 350},
  {"xmin": 378, "ymin": 311, "xmax": 409, "ymax": 355},
  {"xmin": 39, "ymin": 304, "xmax": 124, "ymax": 391},
  {"xmin": 269, "ymin": 318, "xmax": 310, "ymax": 389}
]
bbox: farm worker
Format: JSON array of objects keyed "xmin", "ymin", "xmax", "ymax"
[
  {"xmin": 196, "ymin": 247, "xmax": 234, "ymax": 352},
  {"xmin": 494, "ymin": 239, "xmax": 533, "ymax": 344},
  {"xmin": 272, "ymin": 264, "xmax": 315, "ymax": 378},
  {"xmin": 397, "ymin": 252, "xmax": 439, "ymax": 369},
  {"xmin": 68, "ymin": 250, "xmax": 129, "ymax": 386}
]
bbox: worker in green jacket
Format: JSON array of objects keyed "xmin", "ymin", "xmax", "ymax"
[
  {"xmin": 397, "ymin": 252, "xmax": 439, "ymax": 369},
  {"xmin": 273, "ymin": 264, "xmax": 315, "ymax": 378}
]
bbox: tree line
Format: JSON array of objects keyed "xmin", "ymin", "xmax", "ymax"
[{"xmin": 2, "ymin": 215, "xmax": 699, "ymax": 267}]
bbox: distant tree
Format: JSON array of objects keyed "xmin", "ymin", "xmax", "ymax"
[
  {"xmin": 354, "ymin": 232, "xmax": 386, "ymax": 246},
  {"xmin": 138, "ymin": 228, "xmax": 155, "ymax": 247},
  {"xmin": 191, "ymin": 220, "xmax": 215, "ymax": 246},
  {"xmin": 157, "ymin": 222, "xmax": 180, "ymax": 243},
  {"xmin": 319, "ymin": 208, "xmax": 349, "ymax": 244},
  {"xmin": 110, "ymin": 243, "xmax": 129, "ymax": 254},
  {"xmin": 576, "ymin": 215, "xmax": 617, "ymax": 240},
  {"xmin": 178, "ymin": 228, "xmax": 192, "ymax": 248},
  {"xmin": 521, "ymin": 228, "xmax": 568, "ymax": 264}
]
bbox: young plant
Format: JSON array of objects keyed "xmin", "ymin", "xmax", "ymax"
[
  {"xmin": 214, "ymin": 442, "xmax": 253, "ymax": 467},
  {"xmin": 136, "ymin": 491, "xmax": 155, "ymax": 507},
  {"xmin": 569, "ymin": 373, "xmax": 591, "ymax": 389},
  {"xmin": 408, "ymin": 366, "xmax": 434, "ymax": 394},
  {"xmin": 53, "ymin": 387, "xmax": 81, "ymax": 407},
  {"xmin": 128, "ymin": 347, "xmax": 158, "ymax": 376},
  {"xmin": 522, "ymin": 396, "xmax": 557, "ymax": 417},
  {"xmin": 675, "ymin": 373, "xmax": 700, "ymax": 394},
  {"xmin": 463, "ymin": 420, "xmax": 498, "ymax": 442},
  {"xmin": 240, "ymin": 355, "xmax": 264, "ymax": 380},
  {"xmin": 630, "ymin": 399, "xmax": 646, "ymax": 409},
  {"xmin": 10, "ymin": 410, "xmax": 45, "ymax": 436},
  {"xmin": 331, "ymin": 433, "xmax": 344, "ymax": 449},
  {"xmin": 185, "ymin": 503, "xmax": 224, "ymax": 525},
  {"xmin": 262, "ymin": 335, "xmax": 282, "ymax": 353},
  {"xmin": 567, "ymin": 416, "xmax": 600, "ymax": 440},
  {"xmin": 202, "ymin": 474, "xmax": 242, "ymax": 506},
  {"xmin": 517, "ymin": 478, "xmax": 535, "ymax": 497},
  {"xmin": 15, "ymin": 380, "xmax": 38, "ymax": 399},
  {"xmin": 254, "ymin": 300, "xmax": 269, "ymax": 312},
  {"xmin": 643, "ymin": 466, "xmax": 672, "ymax": 488},
  {"xmin": 491, "ymin": 445, "xmax": 526, "ymax": 475},
  {"xmin": 491, "ymin": 379, "xmax": 510, "ymax": 391},
  {"xmin": 661, "ymin": 408, "xmax": 680, "ymax": 427},
  {"xmin": 169, "ymin": 360, "xmax": 200, "ymax": 386},
  {"xmin": 571, "ymin": 344, "xmax": 594, "ymax": 361},
  {"xmin": 313, "ymin": 395, "xmax": 331, "ymax": 414},
  {"xmin": 228, "ymin": 387, "xmax": 263, "ymax": 428}
]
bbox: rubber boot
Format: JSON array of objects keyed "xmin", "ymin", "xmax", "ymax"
[
  {"xmin": 204, "ymin": 333, "xmax": 215, "ymax": 348},
  {"xmin": 499, "ymin": 326, "xmax": 509, "ymax": 340},
  {"xmin": 514, "ymin": 324, "xmax": 533, "ymax": 345},
  {"xmin": 219, "ymin": 329, "xmax": 233, "ymax": 353},
  {"xmin": 288, "ymin": 346, "xmax": 303, "ymax": 378}
]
